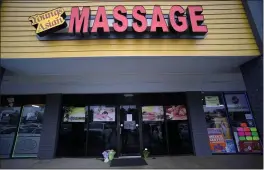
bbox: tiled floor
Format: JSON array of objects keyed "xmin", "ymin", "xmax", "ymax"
[{"xmin": 0, "ymin": 155, "xmax": 263, "ymax": 169}]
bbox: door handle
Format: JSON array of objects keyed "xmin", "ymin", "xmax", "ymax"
[{"xmin": 120, "ymin": 124, "xmax": 123, "ymax": 134}]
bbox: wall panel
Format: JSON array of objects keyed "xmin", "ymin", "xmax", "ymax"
[{"xmin": 0, "ymin": 0, "xmax": 260, "ymax": 58}]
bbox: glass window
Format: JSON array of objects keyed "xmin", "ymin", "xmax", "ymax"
[
  {"xmin": 12, "ymin": 104, "xmax": 45, "ymax": 158},
  {"xmin": 224, "ymin": 93, "xmax": 262, "ymax": 153},
  {"xmin": 0, "ymin": 107, "xmax": 21, "ymax": 158},
  {"xmin": 142, "ymin": 106, "xmax": 167, "ymax": 155},
  {"xmin": 165, "ymin": 105, "xmax": 193, "ymax": 155},
  {"xmin": 202, "ymin": 94, "xmax": 236, "ymax": 153},
  {"xmin": 56, "ymin": 106, "xmax": 87, "ymax": 157},
  {"xmin": 86, "ymin": 106, "xmax": 117, "ymax": 156}
]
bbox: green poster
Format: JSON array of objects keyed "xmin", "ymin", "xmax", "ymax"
[
  {"xmin": 63, "ymin": 107, "xmax": 85, "ymax": 122},
  {"xmin": 205, "ymin": 96, "xmax": 220, "ymax": 106}
]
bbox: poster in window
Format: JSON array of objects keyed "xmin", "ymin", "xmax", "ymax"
[
  {"xmin": 233, "ymin": 124, "xmax": 262, "ymax": 153},
  {"xmin": 224, "ymin": 94, "xmax": 250, "ymax": 112},
  {"xmin": 204, "ymin": 103, "xmax": 237, "ymax": 153},
  {"xmin": 126, "ymin": 114, "xmax": 132, "ymax": 121},
  {"xmin": 225, "ymin": 139, "xmax": 236, "ymax": 153},
  {"xmin": 207, "ymin": 128, "xmax": 226, "ymax": 153},
  {"xmin": 204, "ymin": 105, "xmax": 226, "ymax": 118},
  {"xmin": 246, "ymin": 120, "xmax": 255, "ymax": 127},
  {"xmin": 205, "ymin": 96, "xmax": 220, "ymax": 106},
  {"xmin": 165, "ymin": 105, "xmax": 187, "ymax": 120},
  {"xmin": 92, "ymin": 106, "xmax": 115, "ymax": 122},
  {"xmin": 244, "ymin": 114, "xmax": 253, "ymax": 120},
  {"xmin": 142, "ymin": 106, "xmax": 164, "ymax": 121},
  {"xmin": 204, "ymin": 106, "xmax": 233, "ymax": 140},
  {"xmin": 63, "ymin": 107, "xmax": 86, "ymax": 122},
  {"xmin": 212, "ymin": 117, "xmax": 232, "ymax": 140},
  {"xmin": 239, "ymin": 141, "xmax": 262, "ymax": 153}
]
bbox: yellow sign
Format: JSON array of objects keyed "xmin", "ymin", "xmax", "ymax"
[{"xmin": 29, "ymin": 8, "xmax": 67, "ymax": 37}]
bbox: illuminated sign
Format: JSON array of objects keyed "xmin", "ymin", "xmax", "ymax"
[
  {"xmin": 29, "ymin": 5, "xmax": 208, "ymax": 40},
  {"xmin": 29, "ymin": 8, "xmax": 67, "ymax": 37}
]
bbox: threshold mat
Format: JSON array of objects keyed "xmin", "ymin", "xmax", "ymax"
[{"xmin": 110, "ymin": 158, "xmax": 148, "ymax": 167}]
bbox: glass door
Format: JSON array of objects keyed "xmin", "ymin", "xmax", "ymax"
[{"xmin": 119, "ymin": 105, "xmax": 141, "ymax": 156}]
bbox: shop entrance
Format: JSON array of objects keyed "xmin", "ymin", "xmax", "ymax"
[
  {"xmin": 56, "ymin": 93, "xmax": 194, "ymax": 158},
  {"xmin": 119, "ymin": 105, "xmax": 141, "ymax": 156}
]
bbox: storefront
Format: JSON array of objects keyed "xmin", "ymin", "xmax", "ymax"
[
  {"xmin": 56, "ymin": 93, "xmax": 192, "ymax": 157},
  {"xmin": 0, "ymin": 0, "xmax": 263, "ymax": 159}
]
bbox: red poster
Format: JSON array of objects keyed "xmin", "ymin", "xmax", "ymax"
[
  {"xmin": 165, "ymin": 105, "xmax": 188, "ymax": 120},
  {"xmin": 239, "ymin": 141, "xmax": 262, "ymax": 153}
]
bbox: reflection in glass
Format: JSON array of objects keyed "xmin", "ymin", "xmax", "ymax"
[
  {"xmin": 167, "ymin": 120, "xmax": 193, "ymax": 155},
  {"xmin": 142, "ymin": 121, "xmax": 167, "ymax": 155},
  {"xmin": 12, "ymin": 105, "xmax": 45, "ymax": 157},
  {"xmin": 0, "ymin": 107, "xmax": 21, "ymax": 158}
]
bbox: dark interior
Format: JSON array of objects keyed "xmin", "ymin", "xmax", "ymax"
[{"xmin": 56, "ymin": 93, "xmax": 193, "ymax": 157}]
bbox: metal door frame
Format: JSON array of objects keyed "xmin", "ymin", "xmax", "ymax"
[{"xmin": 117, "ymin": 105, "xmax": 143, "ymax": 157}]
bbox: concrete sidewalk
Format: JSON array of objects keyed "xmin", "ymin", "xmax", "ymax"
[{"xmin": 0, "ymin": 155, "xmax": 263, "ymax": 169}]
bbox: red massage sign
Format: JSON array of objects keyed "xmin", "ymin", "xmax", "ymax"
[{"xmin": 29, "ymin": 5, "xmax": 208, "ymax": 39}]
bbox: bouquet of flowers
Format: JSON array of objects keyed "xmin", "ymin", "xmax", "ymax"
[
  {"xmin": 108, "ymin": 150, "xmax": 116, "ymax": 161},
  {"xmin": 102, "ymin": 150, "xmax": 109, "ymax": 163},
  {"xmin": 143, "ymin": 148, "xmax": 150, "ymax": 159},
  {"xmin": 102, "ymin": 149, "xmax": 116, "ymax": 163}
]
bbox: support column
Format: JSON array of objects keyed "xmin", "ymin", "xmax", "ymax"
[
  {"xmin": 240, "ymin": 0, "xmax": 263, "ymax": 139},
  {"xmin": 0, "ymin": 67, "xmax": 5, "ymax": 85},
  {"xmin": 38, "ymin": 94, "xmax": 62, "ymax": 159},
  {"xmin": 0, "ymin": 67, "xmax": 5, "ymax": 105},
  {"xmin": 241, "ymin": 58, "xmax": 263, "ymax": 139},
  {"xmin": 186, "ymin": 92, "xmax": 211, "ymax": 156}
]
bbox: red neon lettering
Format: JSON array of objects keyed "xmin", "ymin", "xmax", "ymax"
[
  {"xmin": 113, "ymin": 5, "xmax": 128, "ymax": 32},
  {"xmin": 187, "ymin": 6, "xmax": 208, "ymax": 33},
  {"xmin": 169, "ymin": 6, "xmax": 188, "ymax": 32},
  {"xmin": 69, "ymin": 7, "xmax": 90, "ymax": 33},
  {"xmin": 66, "ymin": 5, "xmax": 207, "ymax": 36},
  {"xmin": 91, "ymin": 6, "xmax": 110, "ymax": 33},
  {"xmin": 132, "ymin": 6, "xmax": 147, "ymax": 33},
  {"xmin": 150, "ymin": 6, "xmax": 168, "ymax": 32}
]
